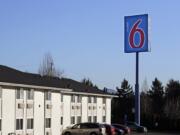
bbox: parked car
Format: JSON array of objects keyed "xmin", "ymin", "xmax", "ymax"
[
  {"xmin": 102, "ymin": 124, "xmax": 116, "ymax": 135},
  {"xmin": 62, "ymin": 122, "xmax": 106, "ymax": 135},
  {"xmin": 112, "ymin": 124, "xmax": 131, "ymax": 135},
  {"xmin": 126, "ymin": 121, "xmax": 147, "ymax": 133},
  {"xmin": 102, "ymin": 124, "xmax": 124, "ymax": 135},
  {"xmin": 114, "ymin": 127, "xmax": 125, "ymax": 135}
]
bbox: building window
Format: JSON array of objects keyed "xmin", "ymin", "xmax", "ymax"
[
  {"xmin": 88, "ymin": 116, "xmax": 92, "ymax": 122},
  {"xmin": 46, "ymin": 132, "xmax": 50, "ymax": 135},
  {"xmin": 0, "ymin": 119, "xmax": 1, "ymax": 131},
  {"xmin": 71, "ymin": 116, "xmax": 75, "ymax": 124},
  {"xmin": 45, "ymin": 118, "xmax": 51, "ymax": 128},
  {"xmin": 27, "ymin": 119, "xmax": 33, "ymax": 129},
  {"xmin": 102, "ymin": 116, "xmax": 106, "ymax": 123},
  {"xmin": 88, "ymin": 96, "xmax": 92, "ymax": 103},
  {"xmin": 103, "ymin": 98, "xmax": 106, "ymax": 104},
  {"xmin": 27, "ymin": 89, "xmax": 34, "ymax": 100},
  {"xmin": 16, "ymin": 89, "xmax": 24, "ymax": 99},
  {"xmin": 77, "ymin": 95, "xmax": 81, "ymax": 103},
  {"xmin": 45, "ymin": 91, "xmax": 51, "ymax": 100},
  {"xmin": 71, "ymin": 95, "xmax": 75, "ymax": 103},
  {"xmin": 60, "ymin": 117, "xmax": 63, "ymax": 125},
  {"xmin": 77, "ymin": 116, "xmax": 81, "ymax": 124},
  {"xmin": 93, "ymin": 116, "xmax": 97, "ymax": 122},
  {"xmin": 0, "ymin": 87, "xmax": 2, "ymax": 98},
  {"xmin": 16, "ymin": 119, "xmax": 23, "ymax": 130},
  {"xmin": 61, "ymin": 94, "xmax": 63, "ymax": 102},
  {"xmin": 94, "ymin": 97, "xmax": 97, "ymax": 103},
  {"xmin": 18, "ymin": 103, "xmax": 24, "ymax": 109}
]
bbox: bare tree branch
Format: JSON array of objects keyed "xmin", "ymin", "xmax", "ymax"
[{"xmin": 38, "ymin": 52, "xmax": 64, "ymax": 78}]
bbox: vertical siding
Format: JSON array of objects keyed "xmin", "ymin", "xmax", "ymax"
[
  {"xmin": 97, "ymin": 97, "xmax": 102, "ymax": 123},
  {"xmin": 34, "ymin": 90, "xmax": 44, "ymax": 135},
  {"xmin": 0, "ymin": 85, "xmax": 113, "ymax": 134},
  {"xmin": 0, "ymin": 99, "xmax": 1, "ymax": 118},
  {"xmin": 106, "ymin": 98, "xmax": 111, "ymax": 124},
  {"xmin": 2, "ymin": 88, "xmax": 15, "ymax": 135},
  {"xmin": 51, "ymin": 92, "xmax": 60, "ymax": 135},
  {"xmin": 63, "ymin": 95, "xmax": 71, "ymax": 128},
  {"xmin": 23, "ymin": 90, "xmax": 27, "ymax": 135},
  {"xmin": 16, "ymin": 99, "xmax": 24, "ymax": 118},
  {"xmin": 60, "ymin": 93, "xmax": 63, "ymax": 133},
  {"xmin": 81, "ymin": 96, "xmax": 88, "ymax": 122},
  {"xmin": 26, "ymin": 100, "xmax": 34, "ymax": 118}
]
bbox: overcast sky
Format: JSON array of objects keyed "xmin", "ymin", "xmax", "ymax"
[{"xmin": 0, "ymin": 0, "xmax": 180, "ymax": 90}]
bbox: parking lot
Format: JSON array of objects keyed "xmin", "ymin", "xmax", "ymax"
[{"xmin": 132, "ymin": 132, "xmax": 180, "ymax": 135}]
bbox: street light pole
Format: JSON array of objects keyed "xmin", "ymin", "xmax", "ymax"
[{"xmin": 135, "ymin": 52, "xmax": 140, "ymax": 125}]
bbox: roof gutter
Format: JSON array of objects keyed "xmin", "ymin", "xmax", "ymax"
[
  {"xmin": 0, "ymin": 82, "xmax": 117, "ymax": 98},
  {"xmin": 0, "ymin": 82, "xmax": 72, "ymax": 92},
  {"xmin": 61, "ymin": 90, "xmax": 118, "ymax": 98}
]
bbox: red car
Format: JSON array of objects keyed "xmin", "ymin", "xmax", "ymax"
[
  {"xmin": 102, "ymin": 124, "xmax": 116, "ymax": 135},
  {"xmin": 112, "ymin": 124, "xmax": 131, "ymax": 135}
]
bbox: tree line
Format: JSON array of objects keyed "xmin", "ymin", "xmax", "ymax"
[
  {"xmin": 39, "ymin": 53, "xmax": 180, "ymax": 130},
  {"xmin": 112, "ymin": 78, "xmax": 180, "ymax": 131}
]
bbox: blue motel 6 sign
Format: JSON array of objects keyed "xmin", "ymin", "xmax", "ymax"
[{"xmin": 124, "ymin": 14, "xmax": 149, "ymax": 53}]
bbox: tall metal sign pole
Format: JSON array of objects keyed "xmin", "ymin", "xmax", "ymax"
[{"xmin": 124, "ymin": 14, "xmax": 149, "ymax": 125}]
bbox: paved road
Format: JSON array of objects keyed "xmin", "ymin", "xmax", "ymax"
[{"xmin": 132, "ymin": 132, "xmax": 180, "ymax": 135}]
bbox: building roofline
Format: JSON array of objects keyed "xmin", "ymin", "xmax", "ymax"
[
  {"xmin": 0, "ymin": 65, "xmax": 116, "ymax": 97},
  {"xmin": 61, "ymin": 90, "xmax": 118, "ymax": 98},
  {"xmin": 0, "ymin": 81, "xmax": 117, "ymax": 97},
  {"xmin": 0, "ymin": 82, "xmax": 72, "ymax": 92}
]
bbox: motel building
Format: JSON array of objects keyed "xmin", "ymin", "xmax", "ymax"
[{"xmin": 0, "ymin": 65, "xmax": 115, "ymax": 135}]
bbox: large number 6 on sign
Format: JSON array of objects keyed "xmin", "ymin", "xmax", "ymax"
[{"xmin": 129, "ymin": 19, "xmax": 145, "ymax": 48}]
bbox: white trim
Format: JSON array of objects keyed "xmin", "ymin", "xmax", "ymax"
[
  {"xmin": 61, "ymin": 91, "xmax": 117, "ymax": 98},
  {"xmin": 0, "ymin": 82, "xmax": 117, "ymax": 98},
  {"xmin": 0, "ymin": 82, "xmax": 72, "ymax": 92}
]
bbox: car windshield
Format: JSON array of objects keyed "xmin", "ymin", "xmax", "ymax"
[
  {"xmin": 127, "ymin": 122, "xmax": 138, "ymax": 126},
  {"xmin": 113, "ymin": 125, "xmax": 121, "ymax": 128},
  {"xmin": 72, "ymin": 124, "xmax": 80, "ymax": 129}
]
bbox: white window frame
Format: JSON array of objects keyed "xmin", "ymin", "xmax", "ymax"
[
  {"xmin": 102, "ymin": 116, "xmax": 106, "ymax": 123},
  {"xmin": 45, "ymin": 118, "xmax": 51, "ymax": 128},
  {"xmin": 77, "ymin": 116, "xmax": 81, "ymax": 124},
  {"xmin": 88, "ymin": 116, "xmax": 92, "ymax": 122},
  {"xmin": 45, "ymin": 91, "xmax": 51, "ymax": 101},
  {"xmin": 88, "ymin": 96, "xmax": 92, "ymax": 103},
  {"xmin": 0, "ymin": 119, "xmax": 1, "ymax": 131},
  {"xmin": 93, "ymin": 116, "xmax": 97, "ymax": 122},
  {"xmin": 71, "ymin": 116, "xmax": 75, "ymax": 124},
  {"xmin": 94, "ymin": 97, "xmax": 97, "ymax": 103},
  {"xmin": 60, "ymin": 117, "xmax": 63, "ymax": 125},
  {"xmin": 0, "ymin": 87, "xmax": 2, "ymax": 99},
  {"xmin": 16, "ymin": 89, "xmax": 24, "ymax": 99},
  {"xmin": 77, "ymin": 95, "xmax": 82, "ymax": 103},
  {"xmin": 103, "ymin": 98, "xmax": 106, "ymax": 104},
  {"xmin": 71, "ymin": 95, "xmax": 75, "ymax": 103},
  {"xmin": 27, "ymin": 89, "xmax": 34, "ymax": 100},
  {"xmin": 27, "ymin": 118, "xmax": 33, "ymax": 129},
  {"xmin": 16, "ymin": 119, "xmax": 23, "ymax": 130},
  {"xmin": 61, "ymin": 94, "xmax": 63, "ymax": 102}
]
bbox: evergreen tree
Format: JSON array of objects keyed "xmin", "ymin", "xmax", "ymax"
[
  {"xmin": 165, "ymin": 79, "xmax": 180, "ymax": 100},
  {"xmin": 116, "ymin": 79, "xmax": 133, "ymax": 98},
  {"xmin": 114, "ymin": 79, "xmax": 134, "ymax": 123},
  {"xmin": 81, "ymin": 78, "xmax": 98, "ymax": 88},
  {"xmin": 148, "ymin": 78, "xmax": 164, "ymax": 119},
  {"xmin": 164, "ymin": 79, "xmax": 180, "ymax": 119},
  {"xmin": 141, "ymin": 79, "xmax": 151, "ymax": 118}
]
